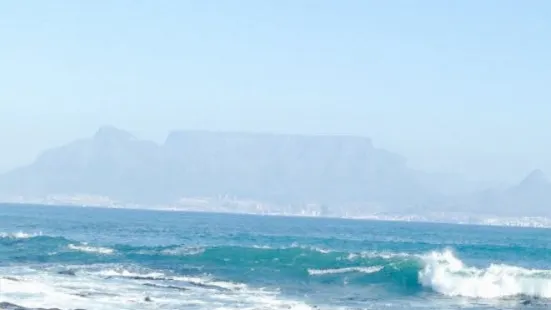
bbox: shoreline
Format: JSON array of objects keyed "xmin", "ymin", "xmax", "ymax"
[{"xmin": 1, "ymin": 201, "xmax": 550, "ymax": 231}]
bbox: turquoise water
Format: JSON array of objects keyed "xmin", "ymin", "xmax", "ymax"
[{"xmin": 1, "ymin": 204, "xmax": 551, "ymax": 309}]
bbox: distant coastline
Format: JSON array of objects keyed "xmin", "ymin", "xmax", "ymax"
[{"xmin": 3, "ymin": 197, "xmax": 551, "ymax": 230}]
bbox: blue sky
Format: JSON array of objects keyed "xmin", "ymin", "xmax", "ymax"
[{"xmin": 1, "ymin": 1, "xmax": 550, "ymax": 182}]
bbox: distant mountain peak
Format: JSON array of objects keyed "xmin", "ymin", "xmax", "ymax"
[
  {"xmin": 518, "ymin": 169, "xmax": 548, "ymax": 187},
  {"xmin": 94, "ymin": 126, "xmax": 136, "ymax": 141}
]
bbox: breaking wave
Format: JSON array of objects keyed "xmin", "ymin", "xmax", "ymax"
[
  {"xmin": 419, "ymin": 248, "xmax": 551, "ymax": 299},
  {"xmin": 0, "ymin": 231, "xmax": 43, "ymax": 239},
  {"xmin": 0, "ymin": 265, "xmax": 308, "ymax": 310},
  {"xmin": 68, "ymin": 244, "xmax": 115, "ymax": 255},
  {"xmin": 307, "ymin": 266, "xmax": 383, "ymax": 276},
  {"xmin": 3, "ymin": 231, "xmax": 551, "ymax": 300}
]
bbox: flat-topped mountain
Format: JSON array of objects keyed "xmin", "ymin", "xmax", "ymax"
[
  {"xmin": 1, "ymin": 127, "xmax": 547, "ymax": 216},
  {"xmin": 0, "ymin": 127, "xmax": 430, "ymax": 210}
]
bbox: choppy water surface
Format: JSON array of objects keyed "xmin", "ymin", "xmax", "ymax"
[{"xmin": 1, "ymin": 204, "xmax": 551, "ymax": 309}]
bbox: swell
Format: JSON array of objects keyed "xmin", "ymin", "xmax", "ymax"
[
  {"xmin": 0, "ymin": 233, "xmax": 117, "ymax": 265},
  {"xmin": 5, "ymin": 232, "xmax": 551, "ymax": 300}
]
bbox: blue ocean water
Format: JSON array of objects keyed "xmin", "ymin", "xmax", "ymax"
[{"xmin": 1, "ymin": 204, "xmax": 551, "ymax": 309}]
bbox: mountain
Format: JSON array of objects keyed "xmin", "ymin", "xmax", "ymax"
[
  {"xmin": 0, "ymin": 126, "xmax": 163, "ymax": 203},
  {"xmin": 162, "ymin": 130, "xmax": 428, "ymax": 206},
  {"xmin": 8, "ymin": 126, "xmax": 547, "ymax": 217},
  {"xmin": 452, "ymin": 169, "xmax": 551, "ymax": 216},
  {"xmin": 503, "ymin": 169, "xmax": 551, "ymax": 215},
  {"xmin": 0, "ymin": 127, "xmax": 437, "ymax": 211},
  {"xmin": 515, "ymin": 169, "xmax": 548, "ymax": 191}
]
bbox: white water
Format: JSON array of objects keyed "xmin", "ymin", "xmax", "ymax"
[
  {"xmin": 0, "ymin": 231, "xmax": 42, "ymax": 239},
  {"xmin": 68, "ymin": 243, "xmax": 115, "ymax": 255},
  {"xmin": 0, "ymin": 265, "xmax": 317, "ymax": 310},
  {"xmin": 308, "ymin": 266, "xmax": 383, "ymax": 276},
  {"xmin": 419, "ymin": 249, "xmax": 551, "ymax": 299},
  {"xmin": 160, "ymin": 246, "xmax": 205, "ymax": 256}
]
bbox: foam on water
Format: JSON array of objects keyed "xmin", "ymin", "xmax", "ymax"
[
  {"xmin": 4, "ymin": 205, "xmax": 551, "ymax": 310},
  {"xmin": 68, "ymin": 244, "xmax": 115, "ymax": 255},
  {"xmin": 160, "ymin": 246, "xmax": 205, "ymax": 256},
  {"xmin": 419, "ymin": 248, "xmax": 551, "ymax": 299},
  {"xmin": 308, "ymin": 266, "xmax": 383, "ymax": 276},
  {"xmin": 0, "ymin": 231, "xmax": 42, "ymax": 239},
  {"xmin": 0, "ymin": 265, "xmax": 318, "ymax": 310}
]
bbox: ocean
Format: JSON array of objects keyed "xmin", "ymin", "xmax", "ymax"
[{"xmin": 0, "ymin": 204, "xmax": 550, "ymax": 309}]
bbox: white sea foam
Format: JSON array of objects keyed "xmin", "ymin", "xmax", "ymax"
[
  {"xmin": 94, "ymin": 268, "xmax": 165, "ymax": 279},
  {"xmin": 176, "ymin": 274, "xmax": 249, "ymax": 291},
  {"xmin": 160, "ymin": 246, "xmax": 204, "ymax": 256},
  {"xmin": 0, "ymin": 265, "xmax": 317, "ymax": 310},
  {"xmin": 68, "ymin": 243, "xmax": 115, "ymax": 255},
  {"xmin": 308, "ymin": 266, "xmax": 383, "ymax": 276},
  {"xmin": 349, "ymin": 250, "xmax": 411, "ymax": 260},
  {"xmin": 418, "ymin": 248, "xmax": 551, "ymax": 299},
  {"xmin": 0, "ymin": 231, "xmax": 42, "ymax": 239},
  {"xmin": 289, "ymin": 242, "xmax": 333, "ymax": 254},
  {"xmin": 94, "ymin": 267, "xmax": 248, "ymax": 291}
]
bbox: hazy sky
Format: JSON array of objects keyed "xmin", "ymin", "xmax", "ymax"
[{"xmin": 1, "ymin": 1, "xmax": 550, "ymax": 183}]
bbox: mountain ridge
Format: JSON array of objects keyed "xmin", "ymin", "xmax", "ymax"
[{"xmin": 0, "ymin": 127, "xmax": 547, "ymax": 216}]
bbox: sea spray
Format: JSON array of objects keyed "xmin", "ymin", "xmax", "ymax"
[
  {"xmin": 4, "ymin": 205, "xmax": 551, "ymax": 309},
  {"xmin": 419, "ymin": 248, "xmax": 551, "ymax": 298}
]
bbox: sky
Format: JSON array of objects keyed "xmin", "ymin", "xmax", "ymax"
[{"xmin": 1, "ymin": 1, "xmax": 550, "ymax": 183}]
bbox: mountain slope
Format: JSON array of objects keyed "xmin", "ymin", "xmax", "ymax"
[
  {"xmin": 0, "ymin": 127, "xmax": 430, "ymax": 210},
  {"xmin": 453, "ymin": 169, "xmax": 551, "ymax": 216},
  {"xmin": 0, "ymin": 127, "xmax": 163, "ymax": 203}
]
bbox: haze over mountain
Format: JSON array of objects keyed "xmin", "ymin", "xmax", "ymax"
[
  {"xmin": 0, "ymin": 127, "xmax": 548, "ymax": 217},
  {"xmin": 454, "ymin": 169, "xmax": 551, "ymax": 217},
  {"xmin": 3, "ymin": 2, "xmax": 551, "ymax": 185}
]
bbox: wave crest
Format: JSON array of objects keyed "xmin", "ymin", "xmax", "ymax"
[
  {"xmin": 0, "ymin": 231, "xmax": 43, "ymax": 239},
  {"xmin": 308, "ymin": 266, "xmax": 383, "ymax": 276},
  {"xmin": 5, "ymin": 231, "xmax": 551, "ymax": 301},
  {"xmin": 68, "ymin": 244, "xmax": 115, "ymax": 255},
  {"xmin": 419, "ymin": 249, "xmax": 551, "ymax": 299}
]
